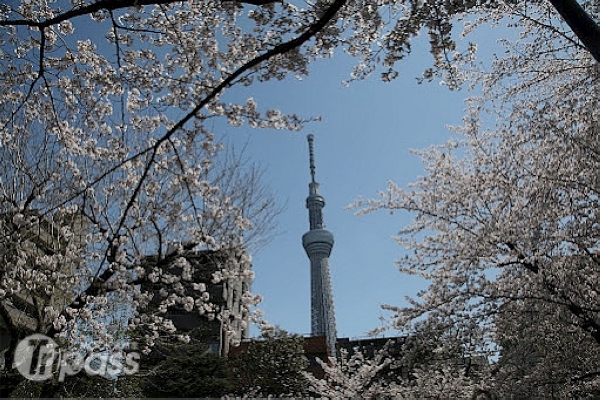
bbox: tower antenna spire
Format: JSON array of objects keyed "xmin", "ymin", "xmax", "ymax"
[{"xmin": 307, "ymin": 134, "xmax": 316, "ymax": 183}]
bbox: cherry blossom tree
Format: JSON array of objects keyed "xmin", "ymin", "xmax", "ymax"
[
  {"xmin": 492, "ymin": 298, "xmax": 600, "ymax": 397},
  {"xmin": 305, "ymin": 346, "xmax": 403, "ymax": 398},
  {"xmin": 0, "ymin": 0, "xmax": 597, "ymax": 396},
  {"xmin": 0, "ymin": 131, "xmax": 277, "ymax": 392},
  {"xmin": 0, "ymin": 0, "xmax": 350, "ymax": 392},
  {"xmin": 305, "ymin": 334, "xmax": 490, "ymax": 398},
  {"xmin": 350, "ymin": 1, "xmax": 599, "ymax": 397}
]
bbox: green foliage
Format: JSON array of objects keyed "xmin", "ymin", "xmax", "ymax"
[
  {"xmin": 7, "ymin": 372, "xmax": 142, "ymax": 398},
  {"xmin": 138, "ymin": 343, "xmax": 235, "ymax": 398},
  {"xmin": 231, "ymin": 328, "xmax": 310, "ymax": 396}
]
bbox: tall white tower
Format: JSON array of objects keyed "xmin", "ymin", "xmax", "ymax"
[{"xmin": 302, "ymin": 134, "xmax": 337, "ymax": 357}]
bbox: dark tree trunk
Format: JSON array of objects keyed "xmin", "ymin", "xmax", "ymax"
[
  {"xmin": 0, "ymin": 338, "xmax": 25, "ymax": 398},
  {"xmin": 547, "ymin": 0, "xmax": 600, "ymax": 62},
  {"xmin": 0, "ymin": 371, "xmax": 25, "ymax": 398}
]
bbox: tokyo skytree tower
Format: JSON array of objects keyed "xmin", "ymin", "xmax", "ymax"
[{"xmin": 302, "ymin": 134, "xmax": 337, "ymax": 357}]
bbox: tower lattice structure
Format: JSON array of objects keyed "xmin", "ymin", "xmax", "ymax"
[{"xmin": 302, "ymin": 134, "xmax": 337, "ymax": 357}]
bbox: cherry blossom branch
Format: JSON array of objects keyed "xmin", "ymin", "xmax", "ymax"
[
  {"xmin": 0, "ymin": 0, "xmax": 173, "ymax": 28},
  {"xmin": 100, "ymin": 0, "xmax": 346, "ymax": 263},
  {"xmin": 48, "ymin": 0, "xmax": 347, "ymax": 218},
  {"xmin": 504, "ymin": 241, "xmax": 600, "ymax": 344},
  {"xmin": 43, "ymin": 0, "xmax": 348, "ymax": 339}
]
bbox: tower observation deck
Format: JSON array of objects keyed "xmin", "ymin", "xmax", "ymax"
[{"xmin": 302, "ymin": 134, "xmax": 337, "ymax": 357}]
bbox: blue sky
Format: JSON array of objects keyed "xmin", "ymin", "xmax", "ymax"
[
  {"xmin": 217, "ymin": 37, "xmax": 471, "ymax": 339},
  {"xmin": 66, "ymin": 6, "xmax": 505, "ymax": 339}
]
